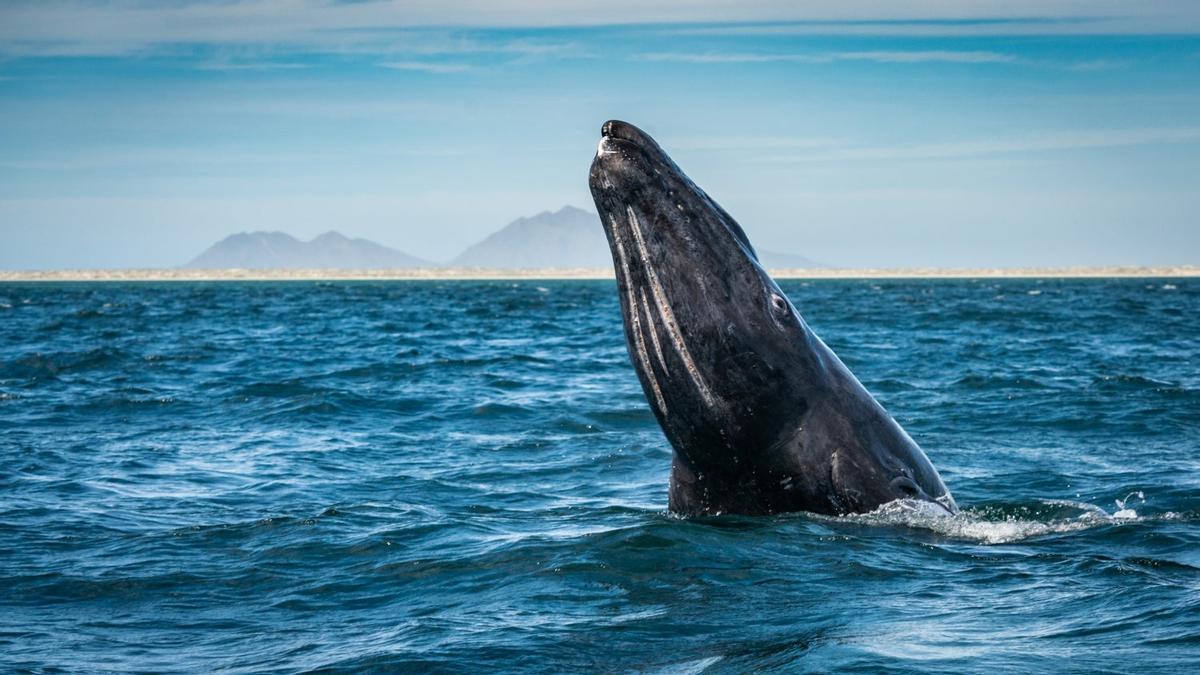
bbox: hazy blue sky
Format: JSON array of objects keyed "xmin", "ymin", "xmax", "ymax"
[{"xmin": 1, "ymin": 1, "xmax": 1198, "ymax": 269}]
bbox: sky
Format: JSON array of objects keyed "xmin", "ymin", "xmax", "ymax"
[{"xmin": 1, "ymin": 1, "xmax": 1198, "ymax": 269}]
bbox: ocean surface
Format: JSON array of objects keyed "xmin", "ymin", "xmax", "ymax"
[{"xmin": 1, "ymin": 278, "xmax": 1197, "ymax": 673}]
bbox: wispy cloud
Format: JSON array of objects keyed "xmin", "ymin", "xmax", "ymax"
[
  {"xmin": 637, "ymin": 49, "xmax": 1132, "ymax": 71},
  {"xmin": 659, "ymin": 18, "xmax": 1090, "ymax": 38},
  {"xmin": 667, "ymin": 135, "xmax": 841, "ymax": 151},
  {"xmin": 379, "ymin": 61, "xmax": 474, "ymax": 74},
  {"xmin": 2, "ymin": 2, "xmax": 1199, "ymax": 57},
  {"xmin": 1060, "ymin": 58, "xmax": 1127, "ymax": 71},
  {"xmin": 0, "ymin": 143, "xmax": 470, "ymax": 172},
  {"xmin": 195, "ymin": 60, "xmax": 312, "ymax": 72},
  {"xmin": 659, "ymin": 11, "xmax": 1200, "ymax": 37},
  {"xmin": 0, "ymin": 2, "xmax": 581, "ymax": 58},
  {"xmin": 836, "ymin": 50, "xmax": 1017, "ymax": 64},
  {"xmin": 768, "ymin": 128, "xmax": 1200, "ymax": 162},
  {"xmin": 640, "ymin": 50, "xmax": 1018, "ymax": 65},
  {"xmin": 640, "ymin": 52, "xmax": 827, "ymax": 64}
]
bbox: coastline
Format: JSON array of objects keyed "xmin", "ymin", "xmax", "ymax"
[{"xmin": 0, "ymin": 265, "xmax": 1197, "ymax": 282}]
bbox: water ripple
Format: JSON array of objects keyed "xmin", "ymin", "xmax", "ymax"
[{"xmin": 1, "ymin": 279, "xmax": 1197, "ymax": 673}]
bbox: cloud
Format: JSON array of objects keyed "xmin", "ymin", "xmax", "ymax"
[
  {"xmin": 1059, "ymin": 58, "xmax": 1127, "ymax": 71},
  {"xmin": 640, "ymin": 50, "xmax": 1018, "ymax": 65},
  {"xmin": 835, "ymin": 50, "xmax": 1017, "ymax": 64},
  {"xmin": 637, "ymin": 49, "xmax": 1133, "ymax": 72},
  {"xmin": 0, "ymin": 143, "xmax": 470, "ymax": 172},
  {"xmin": 768, "ymin": 128, "xmax": 1200, "ymax": 162},
  {"xmin": 667, "ymin": 135, "xmax": 841, "ymax": 151},
  {"xmin": 2, "ymin": 1, "xmax": 1199, "ymax": 57},
  {"xmin": 0, "ymin": 2, "xmax": 580, "ymax": 57},
  {"xmin": 378, "ymin": 60, "xmax": 474, "ymax": 74},
  {"xmin": 640, "ymin": 52, "xmax": 829, "ymax": 64},
  {"xmin": 194, "ymin": 60, "xmax": 312, "ymax": 72}
]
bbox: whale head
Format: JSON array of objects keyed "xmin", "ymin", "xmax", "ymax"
[
  {"xmin": 589, "ymin": 119, "xmax": 956, "ymax": 516},
  {"xmin": 589, "ymin": 120, "xmax": 812, "ymax": 447}
]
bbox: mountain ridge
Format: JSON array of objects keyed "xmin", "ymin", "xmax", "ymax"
[
  {"xmin": 185, "ymin": 230, "xmax": 432, "ymax": 269},
  {"xmin": 451, "ymin": 205, "xmax": 610, "ymax": 268},
  {"xmin": 449, "ymin": 205, "xmax": 826, "ymax": 269},
  {"xmin": 185, "ymin": 207, "xmax": 827, "ymax": 270}
]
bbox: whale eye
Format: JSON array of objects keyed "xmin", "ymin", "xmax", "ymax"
[{"xmin": 770, "ymin": 294, "xmax": 789, "ymax": 314}]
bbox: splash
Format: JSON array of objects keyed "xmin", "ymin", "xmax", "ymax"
[
  {"xmin": 1112, "ymin": 491, "xmax": 1145, "ymax": 520},
  {"xmin": 826, "ymin": 494, "xmax": 1157, "ymax": 545}
]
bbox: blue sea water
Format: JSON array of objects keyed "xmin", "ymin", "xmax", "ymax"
[{"xmin": 1, "ymin": 278, "xmax": 1197, "ymax": 673}]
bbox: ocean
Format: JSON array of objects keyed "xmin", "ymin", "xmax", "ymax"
[{"xmin": 1, "ymin": 279, "xmax": 1197, "ymax": 673}]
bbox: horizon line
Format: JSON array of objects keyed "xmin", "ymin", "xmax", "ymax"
[{"xmin": 2, "ymin": 265, "xmax": 1197, "ymax": 283}]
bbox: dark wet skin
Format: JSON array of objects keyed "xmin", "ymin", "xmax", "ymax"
[{"xmin": 589, "ymin": 120, "xmax": 957, "ymax": 516}]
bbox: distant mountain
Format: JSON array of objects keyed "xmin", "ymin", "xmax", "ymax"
[
  {"xmin": 185, "ymin": 231, "xmax": 432, "ymax": 269},
  {"xmin": 453, "ymin": 205, "xmax": 827, "ymax": 269},
  {"xmin": 185, "ymin": 213, "xmax": 827, "ymax": 271},
  {"xmin": 756, "ymin": 249, "xmax": 826, "ymax": 269},
  {"xmin": 451, "ymin": 206, "xmax": 610, "ymax": 268}
]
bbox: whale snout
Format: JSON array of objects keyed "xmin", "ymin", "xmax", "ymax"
[
  {"xmin": 597, "ymin": 120, "xmax": 667, "ymax": 158},
  {"xmin": 591, "ymin": 121, "xmax": 658, "ymax": 199},
  {"xmin": 601, "ymin": 119, "xmax": 632, "ymax": 140}
]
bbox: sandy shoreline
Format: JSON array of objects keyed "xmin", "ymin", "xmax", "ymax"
[{"xmin": 0, "ymin": 266, "xmax": 1196, "ymax": 282}]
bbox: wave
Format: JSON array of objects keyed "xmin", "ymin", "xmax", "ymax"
[
  {"xmin": 0, "ymin": 347, "xmax": 128, "ymax": 379},
  {"xmin": 823, "ymin": 492, "xmax": 1186, "ymax": 545}
]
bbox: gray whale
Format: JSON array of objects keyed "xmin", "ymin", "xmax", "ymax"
[{"xmin": 588, "ymin": 120, "xmax": 957, "ymax": 516}]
